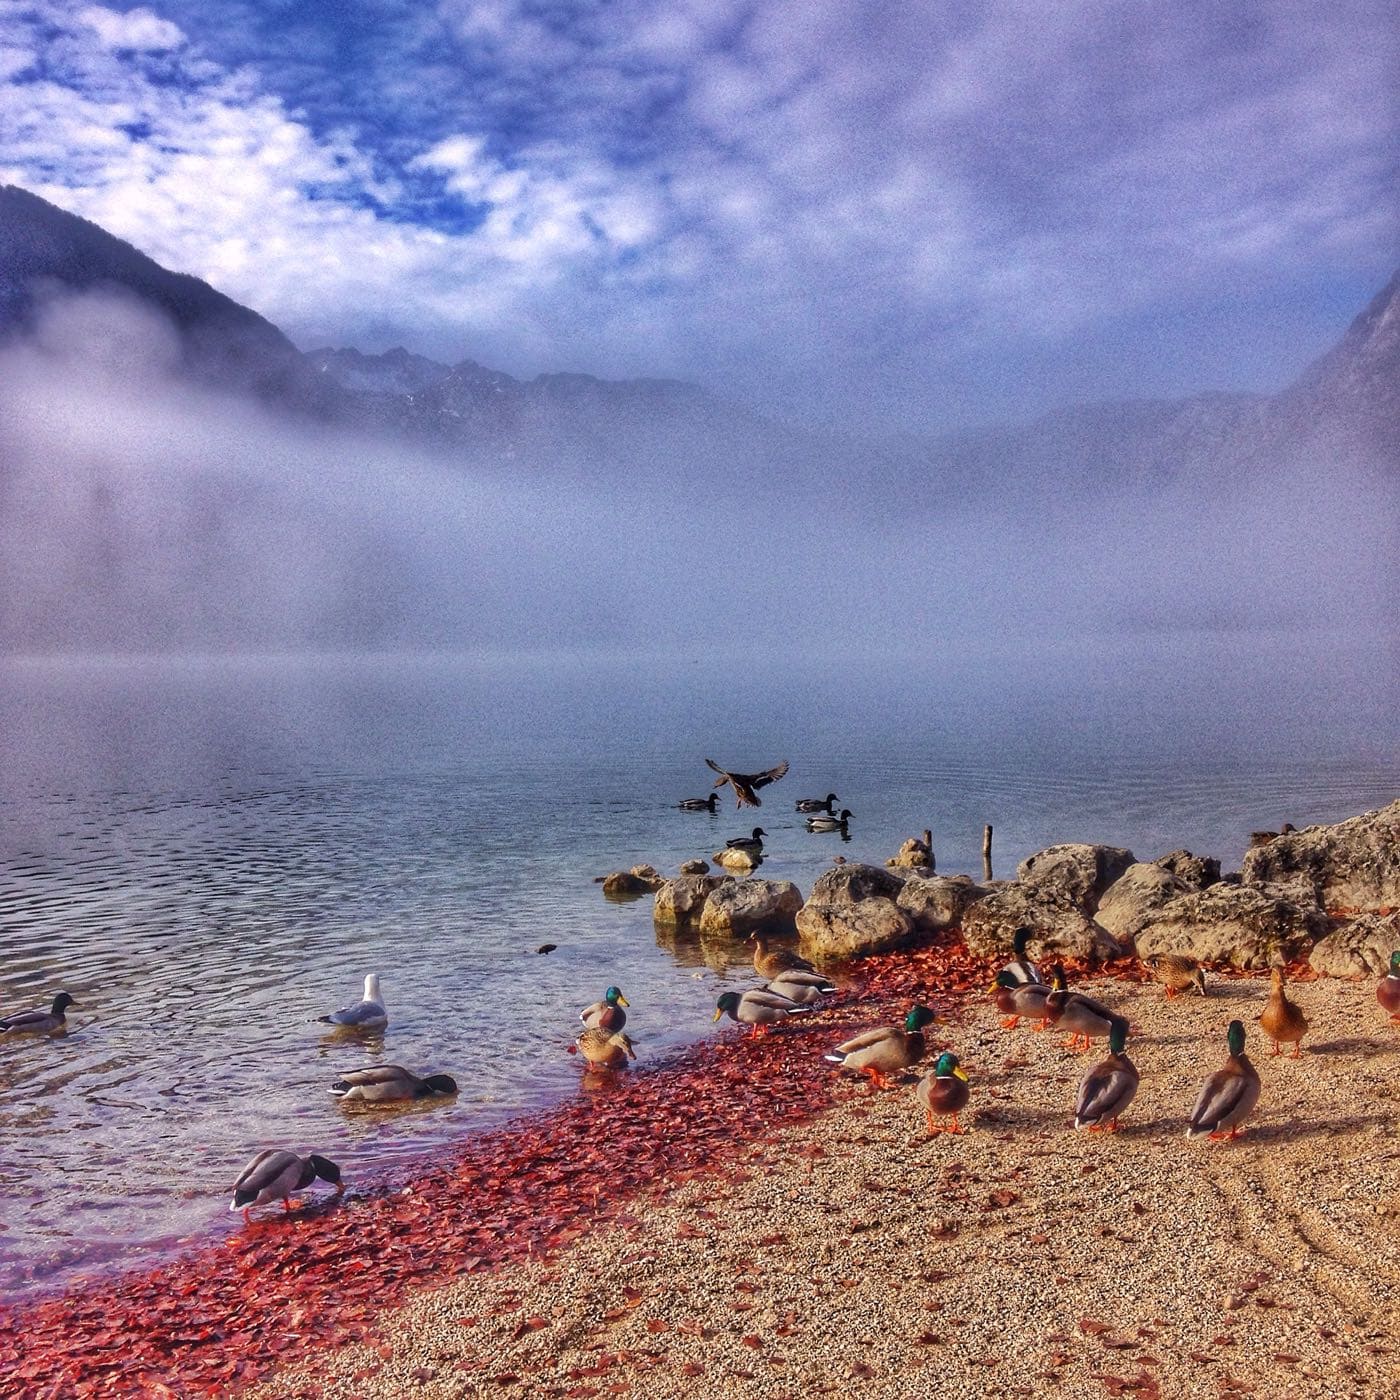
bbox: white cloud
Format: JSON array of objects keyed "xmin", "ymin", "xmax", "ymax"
[{"xmin": 78, "ymin": 4, "xmax": 184, "ymax": 52}]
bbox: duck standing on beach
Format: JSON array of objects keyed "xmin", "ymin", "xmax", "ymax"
[
  {"xmin": 1000, "ymin": 927, "xmax": 1043, "ymax": 986},
  {"xmin": 1186, "ymin": 1020, "xmax": 1261, "ymax": 1141},
  {"xmin": 1145, "ymin": 952, "xmax": 1207, "ymax": 998},
  {"xmin": 1073, "ymin": 1024, "xmax": 1139, "ymax": 1133},
  {"xmin": 0, "ymin": 991, "xmax": 76, "ymax": 1035},
  {"xmin": 991, "ymin": 970, "xmax": 1052, "ymax": 1030},
  {"xmin": 581, "ymin": 986, "xmax": 629, "ymax": 1031},
  {"xmin": 317, "ymin": 974, "xmax": 388, "ymax": 1030},
  {"xmin": 916, "ymin": 1051, "xmax": 969, "ymax": 1134},
  {"xmin": 678, "ymin": 793, "xmax": 720, "ymax": 811},
  {"xmin": 824, "ymin": 1005, "xmax": 938, "ymax": 1089},
  {"xmin": 749, "ymin": 932, "xmax": 818, "ymax": 981},
  {"xmin": 805, "ymin": 809, "xmax": 852, "ymax": 833},
  {"xmin": 795, "ymin": 792, "xmax": 839, "ymax": 814},
  {"xmin": 705, "ymin": 759, "xmax": 789, "ymax": 810},
  {"xmin": 1378, "ymin": 951, "xmax": 1400, "ymax": 1024},
  {"xmin": 329, "ymin": 1065, "xmax": 458, "ymax": 1104},
  {"xmin": 574, "ymin": 1026, "xmax": 637, "ymax": 1069},
  {"xmin": 1043, "ymin": 965, "xmax": 1128, "ymax": 1052},
  {"xmin": 765, "ymin": 968, "xmax": 837, "ymax": 1005},
  {"xmin": 725, "ymin": 827, "xmax": 767, "ymax": 852},
  {"xmin": 1259, "ymin": 966, "xmax": 1309, "ymax": 1057},
  {"xmin": 229, "ymin": 1149, "xmax": 342, "ymax": 1222},
  {"xmin": 713, "ymin": 988, "xmax": 811, "ymax": 1033}
]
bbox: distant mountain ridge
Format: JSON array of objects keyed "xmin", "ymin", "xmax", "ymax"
[{"xmin": 1, "ymin": 182, "xmax": 1395, "ymax": 490}]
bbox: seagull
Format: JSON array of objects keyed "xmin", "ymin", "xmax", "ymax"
[
  {"xmin": 704, "ymin": 758, "xmax": 789, "ymax": 809},
  {"xmin": 317, "ymin": 974, "xmax": 388, "ymax": 1029}
]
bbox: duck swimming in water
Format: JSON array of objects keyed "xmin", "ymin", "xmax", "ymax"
[
  {"xmin": 705, "ymin": 759, "xmax": 789, "ymax": 810},
  {"xmin": 230, "ymin": 1149, "xmax": 342, "ymax": 1221},
  {"xmin": 795, "ymin": 792, "xmax": 839, "ymax": 814},
  {"xmin": 329, "ymin": 1065, "xmax": 458, "ymax": 1104},
  {"xmin": 678, "ymin": 793, "xmax": 720, "ymax": 811},
  {"xmin": 805, "ymin": 809, "xmax": 852, "ymax": 833},
  {"xmin": 317, "ymin": 974, "xmax": 388, "ymax": 1029},
  {"xmin": 0, "ymin": 991, "xmax": 76, "ymax": 1035},
  {"xmin": 574, "ymin": 1026, "xmax": 636, "ymax": 1069},
  {"xmin": 725, "ymin": 827, "xmax": 766, "ymax": 852}
]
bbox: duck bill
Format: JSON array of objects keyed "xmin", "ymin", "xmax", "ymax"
[
  {"xmin": 953, "ymin": 1067, "xmax": 969, "ymax": 1082},
  {"xmin": 617, "ymin": 995, "xmax": 630, "ymax": 1007},
  {"xmin": 712, "ymin": 1008, "xmax": 724, "ymax": 1022}
]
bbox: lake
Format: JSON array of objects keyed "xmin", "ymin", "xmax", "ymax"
[{"xmin": 0, "ymin": 638, "xmax": 1395, "ymax": 1298}]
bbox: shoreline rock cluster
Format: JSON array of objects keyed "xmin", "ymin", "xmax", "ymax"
[{"xmin": 603, "ymin": 799, "xmax": 1400, "ymax": 975}]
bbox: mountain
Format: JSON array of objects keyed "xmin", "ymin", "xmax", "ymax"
[{"xmin": 1, "ymin": 182, "xmax": 1395, "ymax": 492}]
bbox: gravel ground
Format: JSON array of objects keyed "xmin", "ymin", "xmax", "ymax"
[{"xmin": 255, "ymin": 973, "xmax": 1400, "ymax": 1400}]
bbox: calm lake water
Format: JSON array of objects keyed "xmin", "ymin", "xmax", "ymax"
[{"xmin": 1, "ymin": 640, "xmax": 1396, "ymax": 1299}]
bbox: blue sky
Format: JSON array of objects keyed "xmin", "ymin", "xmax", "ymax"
[{"xmin": 1, "ymin": 0, "xmax": 1396, "ymax": 431}]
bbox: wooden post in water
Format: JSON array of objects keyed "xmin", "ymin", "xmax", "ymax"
[
  {"xmin": 982, "ymin": 825, "xmax": 993, "ymax": 882},
  {"xmin": 923, "ymin": 829, "xmax": 935, "ymax": 873}
]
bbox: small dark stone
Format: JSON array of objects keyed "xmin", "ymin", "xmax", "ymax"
[{"xmin": 535, "ymin": 943, "xmax": 557, "ymax": 955}]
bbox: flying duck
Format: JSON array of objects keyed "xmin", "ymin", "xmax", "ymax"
[
  {"xmin": 705, "ymin": 759, "xmax": 789, "ymax": 809},
  {"xmin": 329, "ymin": 1065, "xmax": 458, "ymax": 1104},
  {"xmin": 317, "ymin": 974, "xmax": 388, "ymax": 1030},
  {"xmin": 795, "ymin": 792, "xmax": 839, "ymax": 814},
  {"xmin": 0, "ymin": 992, "xmax": 76, "ymax": 1035},
  {"xmin": 230, "ymin": 1149, "xmax": 342, "ymax": 1221}
]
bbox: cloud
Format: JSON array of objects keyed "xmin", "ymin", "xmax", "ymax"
[{"xmin": 0, "ymin": 0, "xmax": 1396, "ymax": 427}]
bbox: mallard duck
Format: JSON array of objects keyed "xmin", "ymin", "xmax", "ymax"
[
  {"xmin": 1073, "ymin": 1024, "xmax": 1139, "ymax": 1132},
  {"xmin": 991, "ymin": 970, "xmax": 1052, "ymax": 1030},
  {"xmin": 1145, "ymin": 952, "xmax": 1207, "ymax": 998},
  {"xmin": 766, "ymin": 969, "xmax": 836, "ymax": 1005},
  {"xmin": 1000, "ymin": 927, "xmax": 1043, "ymax": 986},
  {"xmin": 317, "ymin": 974, "xmax": 388, "ymax": 1029},
  {"xmin": 581, "ymin": 986, "xmax": 629, "ymax": 1030},
  {"xmin": 1043, "ymin": 965, "xmax": 1127, "ymax": 1052},
  {"xmin": 824, "ymin": 1005, "xmax": 938, "ymax": 1088},
  {"xmin": 329, "ymin": 1065, "xmax": 458, "ymax": 1103},
  {"xmin": 749, "ymin": 932, "xmax": 818, "ymax": 981},
  {"xmin": 678, "ymin": 793, "xmax": 719, "ymax": 811},
  {"xmin": 805, "ymin": 809, "xmax": 852, "ymax": 832},
  {"xmin": 1378, "ymin": 951, "xmax": 1400, "ymax": 1023},
  {"xmin": 1259, "ymin": 966, "xmax": 1308, "ymax": 1057},
  {"xmin": 725, "ymin": 827, "xmax": 767, "ymax": 852},
  {"xmin": 705, "ymin": 759, "xmax": 789, "ymax": 809},
  {"xmin": 0, "ymin": 991, "xmax": 76, "ymax": 1035},
  {"xmin": 713, "ymin": 988, "xmax": 811, "ymax": 1033},
  {"xmin": 796, "ymin": 792, "xmax": 839, "ymax": 814},
  {"xmin": 575, "ymin": 1026, "xmax": 636, "ymax": 1068},
  {"xmin": 1186, "ymin": 1020, "xmax": 1261, "ymax": 1140},
  {"xmin": 229, "ymin": 1149, "xmax": 342, "ymax": 1221},
  {"xmin": 916, "ymin": 1051, "xmax": 969, "ymax": 1134}
]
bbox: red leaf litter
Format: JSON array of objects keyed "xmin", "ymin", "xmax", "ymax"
[{"xmin": 0, "ymin": 932, "xmax": 1148, "ymax": 1397}]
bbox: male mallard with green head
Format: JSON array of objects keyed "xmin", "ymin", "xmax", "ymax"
[
  {"xmin": 1186, "ymin": 1020, "xmax": 1261, "ymax": 1141},
  {"xmin": 713, "ymin": 988, "xmax": 811, "ymax": 1034},
  {"xmin": 1000, "ymin": 927, "xmax": 1042, "ymax": 986},
  {"xmin": 1376, "ymin": 951, "xmax": 1400, "ymax": 1024},
  {"xmin": 1073, "ymin": 1024, "xmax": 1139, "ymax": 1133},
  {"xmin": 991, "ymin": 970, "xmax": 1052, "ymax": 1030},
  {"xmin": 1044, "ymin": 965, "xmax": 1128, "ymax": 1052},
  {"xmin": 329, "ymin": 1065, "xmax": 458, "ymax": 1104},
  {"xmin": 916, "ymin": 1051, "xmax": 969, "ymax": 1134},
  {"xmin": 581, "ymin": 986, "xmax": 629, "ymax": 1031},
  {"xmin": 0, "ymin": 991, "xmax": 76, "ymax": 1035},
  {"xmin": 824, "ymin": 1005, "xmax": 938, "ymax": 1089},
  {"xmin": 1259, "ymin": 966, "xmax": 1308, "ymax": 1057}
]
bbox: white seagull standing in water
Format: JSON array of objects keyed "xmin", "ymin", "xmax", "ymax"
[{"xmin": 317, "ymin": 973, "xmax": 388, "ymax": 1029}]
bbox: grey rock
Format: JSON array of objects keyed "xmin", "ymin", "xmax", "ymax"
[
  {"xmin": 1096, "ymin": 863, "xmax": 1189, "ymax": 942},
  {"xmin": 1135, "ymin": 884, "xmax": 1329, "ymax": 969},
  {"xmin": 1241, "ymin": 801, "xmax": 1400, "ymax": 911},
  {"xmin": 679, "ymin": 859, "xmax": 710, "ymax": 875},
  {"xmin": 961, "ymin": 883, "xmax": 1125, "ymax": 963},
  {"xmin": 796, "ymin": 863, "xmax": 916, "ymax": 960},
  {"xmin": 601, "ymin": 870, "xmax": 655, "ymax": 898},
  {"xmin": 1154, "ymin": 849, "xmax": 1221, "ymax": 890},
  {"xmin": 713, "ymin": 847, "xmax": 762, "ymax": 872},
  {"xmin": 652, "ymin": 874, "xmax": 729, "ymax": 927},
  {"xmin": 698, "ymin": 879, "xmax": 804, "ymax": 940},
  {"xmin": 1015, "ymin": 843, "xmax": 1137, "ymax": 914},
  {"xmin": 896, "ymin": 875, "xmax": 989, "ymax": 933},
  {"xmin": 1308, "ymin": 912, "xmax": 1400, "ymax": 978}
]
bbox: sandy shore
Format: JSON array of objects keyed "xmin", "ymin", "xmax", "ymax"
[{"xmin": 253, "ymin": 971, "xmax": 1400, "ymax": 1400}]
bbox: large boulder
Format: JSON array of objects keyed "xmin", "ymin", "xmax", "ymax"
[
  {"xmin": 1134, "ymin": 884, "xmax": 1328, "ymax": 969},
  {"xmin": 886, "ymin": 832, "xmax": 934, "ymax": 871},
  {"xmin": 896, "ymin": 875, "xmax": 988, "ymax": 933},
  {"xmin": 1309, "ymin": 912, "xmax": 1400, "ymax": 978},
  {"xmin": 653, "ymin": 874, "xmax": 729, "ymax": 927},
  {"xmin": 679, "ymin": 859, "xmax": 710, "ymax": 875},
  {"xmin": 1016, "ymin": 844, "xmax": 1136, "ymax": 914},
  {"xmin": 601, "ymin": 868, "xmax": 658, "ymax": 898},
  {"xmin": 698, "ymin": 879, "xmax": 804, "ymax": 939},
  {"xmin": 1096, "ymin": 863, "xmax": 1189, "ymax": 943},
  {"xmin": 713, "ymin": 847, "xmax": 762, "ymax": 873},
  {"xmin": 961, "ymin": 883, "xmax": 1124, "ymax": 963},
  {"xmin": 1241, "ymin": 801, "xmax": 1400, "ymax": 911},
  {"xmin": 796, "ymin": 863, "xmax": 916, "ymax": 960},
  {"xmin": 1154, "ymin": 849, "xmax": 1221, "ymax": 890}
]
